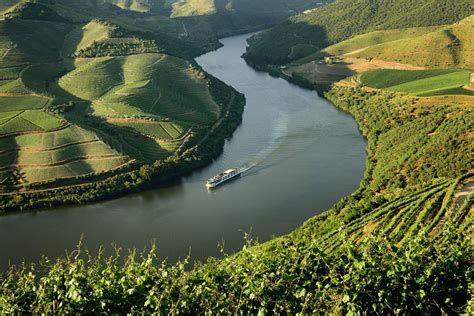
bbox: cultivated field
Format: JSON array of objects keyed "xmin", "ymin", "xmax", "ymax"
[
  {"xmin": 360, "ymin": 69, "xmax": 472, "ymax": 96},
  {"xmin": 59, "ymin": 53, "xmax": 219, "ymax": 124},
  {"xmin": 0, "ymin": 124, "xmax": 130, "ymax": 184},
  {"xmin": 111, "ymin": 121, "xmax": 189, "ymax": 140},
  {"xmin": 316, "ymin": 176, "xmax": 473, "ymax": 252}
]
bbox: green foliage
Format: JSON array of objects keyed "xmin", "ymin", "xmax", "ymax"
[
  {"xmin": 325, "ymin": 86, "xmax": 473, "ymax": 194},
  {"xmin": 74, "ymin": 38, "xmax": 160, "ymax": 58},
  {"xmin": 245, "ymin": 0, "xmax": 473, "ymax": 65},
  {"xmin": 0, "ymin": 229, "xmax": 471, "ymax": 314}
]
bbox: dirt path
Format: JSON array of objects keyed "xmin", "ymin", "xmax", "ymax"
[
  {"xmin": 463, "ymin": 73, "xmax": 474, "ymax": 91},
  {"xmin": 452, "ymin": 181, "xmax": 474, "ymax": 210},
  {"xmin": 181, "ymin": 22, "xmax": 189, "ymax": 37},
  {"xmin": 343, "ymin": 57, "xmax": 425, "ymax": 72},
  {"xmin": 149, "ymin": 88, "xmax": 162, "ymax": 112},
  {"xmin": 344, "ymin": 47, "xmax": 370, "ymax": 56},
  {"xmin": 432, "ymin": 180, "xmax": 474, "ymax": 234}
]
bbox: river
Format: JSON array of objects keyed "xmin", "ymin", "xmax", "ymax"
[{"xmin": 0, "ymin": 33, "xmax": 366, "ymax": 269}]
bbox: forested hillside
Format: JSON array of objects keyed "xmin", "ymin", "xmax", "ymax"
[{"xmin": 245, "ymin": 0, "xmax": 473, "ymax": 65}]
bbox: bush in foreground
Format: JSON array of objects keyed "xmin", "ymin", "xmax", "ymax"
[{"xmin": 0, "ymin": 229, "xmax": 471, "ymax": 314}]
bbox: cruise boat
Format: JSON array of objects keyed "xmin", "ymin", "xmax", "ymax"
[{"xmin": 206, "ymin": 167, "xmax": 248, "ymax": 188}]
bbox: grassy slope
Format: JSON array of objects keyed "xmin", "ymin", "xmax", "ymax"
[
  {"xmin": 245, "ymin": 0, "xmax": 473, "ymax": 65},
  {"xmin": 41, "ymin": 0, "xmax": 330, "ymax": 57},
  {"xmin": 106, "ymin": 0, "xmax": 152, "ymax": 12},
  {"xmin": 171, "ymin": 0, "xmax": 216, "ymax": 17},
  {"xmin": 58, "ymin": 53, "xmax": 218, "ymax": 124},
  {"xmin": 0, "ymin": 0, "xmax": 253, "ymax": 187},
  {"xmin": 62, "ymin": 20, "xmax": 111, "ymax": 57},
  {"xmin": 360, "ymin": 69, "xmax": 473, "ymax": 96},
  {"xmin": 334, "ymin": 15, "xmax": 474, "ymax": 69},
  {"xmin": 323, "ymin": 25, "xmax": 443, "ymax": 56},
  {"xmin": 171, "ymin": 0, "xmax": 327, "ymax": 17}
]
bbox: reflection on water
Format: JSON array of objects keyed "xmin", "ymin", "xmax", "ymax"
[{"xmin": 0, "ymin": 33, "xmax": 367, "ymax": 270}]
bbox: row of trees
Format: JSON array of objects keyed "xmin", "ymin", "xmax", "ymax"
[{"xmin": 74, "ymin": 39, "xmax": 160, "ymax": 58}]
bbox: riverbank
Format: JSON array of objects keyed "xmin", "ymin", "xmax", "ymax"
[{"xmin": 242, "ymin": 57, "xmax": 473, "ymax": 250}]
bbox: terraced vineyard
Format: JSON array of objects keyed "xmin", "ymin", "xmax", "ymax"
[
  {"xmin": 58, "ymin": 54, "xmax": 219, "ymax": 123},
  {"xmin": 0, "ymin": 1, "xmax": 235, "ymax": 197},
  {"xmin": 111, "ymin": 121, "xmax": 189, "ymax": 140},
  {"xmin": 0, "ymin": 123, "xmax": 130, "ymax": 185},
  {"xmin": 314, "ymin": 176, "xmax": 473, "ymax": 252}
]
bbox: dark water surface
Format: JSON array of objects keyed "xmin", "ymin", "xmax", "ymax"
[{"xmin": 0, "ymin": 34, "xmax": 366, "ymax": 269}]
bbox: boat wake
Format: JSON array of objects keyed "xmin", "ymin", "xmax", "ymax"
[
  {"xmin": 240, "ymin": 113, "xmax": 289, "ymax": 172},
  {"xmin": 206, "ymin": 113, "xmax": 289, "ymax": 188}
]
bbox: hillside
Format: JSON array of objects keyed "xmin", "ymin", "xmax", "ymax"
[
  {"xmin": 324, "ymin": 15, "xmax": 474, "ymax": 69},
  {"xmin": 0, "ymin": 0, "xmax": 344, "ymax": 207},
  {"xmin": 30, "ymin": 0, "xmax": 331, "ymax": 46},
  {"xmin": 244, "ymin": 0, "xmax": 473, "ymax": 65},
  {"xmin": 0, "ymin": 1, "xmax": 245, "ymax": 206}
]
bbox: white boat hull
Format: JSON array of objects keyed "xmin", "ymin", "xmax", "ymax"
[{"xmin": 206, "ymin": 167, "xmax": 249, "ymax": 188}]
